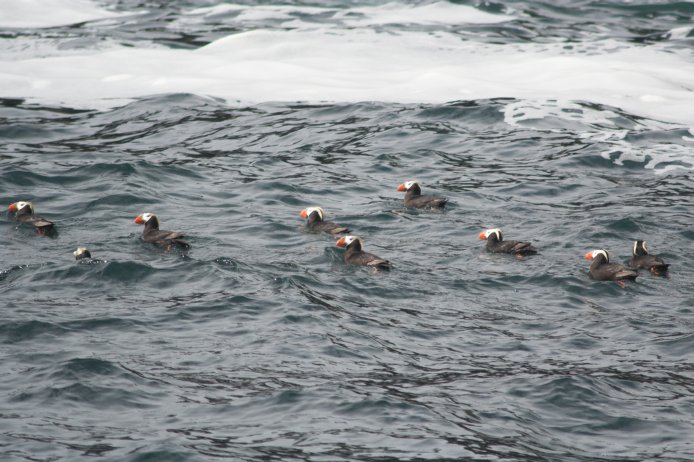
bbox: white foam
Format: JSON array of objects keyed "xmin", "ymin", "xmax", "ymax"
[
  {"xmin": 0, "ymin": 0, "xmax": 128, "ymax": 28},
  {"xmin": 3, "ymin": 27, "xmax": 694, "ymax": 128}
]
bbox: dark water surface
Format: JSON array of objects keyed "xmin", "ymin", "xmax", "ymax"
[{"xmin": 2, "ymin": 1, "xmax": 694, "ymax": 461}]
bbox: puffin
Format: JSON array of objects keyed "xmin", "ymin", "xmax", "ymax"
[
  {"xmin": 299, "ymin": 207, "xmax": 349, "ymax": 235},
  {"xmin": 73, "ymin": 247, "xmax": 92, "ymax": 260},
  {"xmin": 585, "ymin": 249, "xmax": 638, "ymax": 286},
  {"xmin": 7, "ymin": 201, "xmax": 55, "ymax": 235},
  {"xmin": 396, "ymin": 181, "xmax": 447, "ymax": 209},
  {"xmin": 336, "ymin": 236, "xmax": 391, "ymax": 270},
  {"xmin": 630, "ymin": 240, "xmax": 669, "ymax": 275},
  {"xmin": 479, "ymin": 228, "xmax": 537, "ymax": 256},
  {"xmin": 134, "ymin": 213, "xmax": 190, "ymax": 249}
]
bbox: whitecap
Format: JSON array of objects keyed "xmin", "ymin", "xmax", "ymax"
[{"xmin": 0, "ymin": 0, "xmax": 130, "ymax": 29}]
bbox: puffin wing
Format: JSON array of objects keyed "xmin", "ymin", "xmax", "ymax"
[
  {"xmin": 596, "ymin": 263, "xmax": 638, "ymax": 281},
  {"xmin": 31, "ymin": 218, "xmax": 54, "ymax": 228},
  {"xmin": 495, "ymin": 240, "xmax": 536, "ymax": 255},
  {"xmin": 348, "ymin": 251, "xmax": 391, "ymax": 269},
  {"xmin": 614, "ymin": 269, "xmax": 639, "ymax": 281},
  {"xmin": 317, "ymin": 221, "xmax": 350, "ymax": 235},
  {"xmin": 145, "ymin": 229, "xmax": 190, "ymax": 248},
  {"xmin": 406, "ymin": 195, "xmax": 447, "ymax": 209},
  {"xmin": 511, "ymin": 241, "xmax": 537, "ymax": 255}
]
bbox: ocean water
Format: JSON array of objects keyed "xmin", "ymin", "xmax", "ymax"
[{"xmin": 2, "ymin": 1, "xmax": 694, "ymax": 461}]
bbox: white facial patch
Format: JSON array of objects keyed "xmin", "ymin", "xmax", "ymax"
[
  {"xmin": 592, "ymin": 249, "xmax": 609, "ymax": 262},
  {"xmin": 404, "ymin": 180, "xmax": 418, "ymax": 190},
  {"xmin": 141, "ymin": 212, "xmax": 154, "ymax": 222},
  {"xmin": 73, "ymin": 247, "xmax": 88, "ymax": 257},
  {"xmin": 14, "ymin": 201, "xmax": 31, "ymax": 211},
  {"xmin": 485, "ymin": 228, "xmax": 502, "ymax": 240},
  {"xmin": 305, "ymin": 207, "xmax": 324, "ymax": 220}
]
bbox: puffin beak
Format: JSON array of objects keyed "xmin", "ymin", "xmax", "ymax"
[
  {"xmin": 396, "ymin": 184, "xmax": 406, "ymax": 192},
  {"xmin": 134, "ymin": 215, "xmax": 144, "ymax": 224},
  {"xmin": 584, "ymin": 251, "xmax": 594, "ymax": 261},
  {"xmin": 478, "ymin": 231, "xmax": 487, "ymax": 240},
  {"xmin": 8, "ymin": 203, "xmax": 17, "ymax": 212},
  {"xmin": 299, "ymin": 209, "xmax": 308, "ymax": 219},
  {"xmin": 336, "ymin": 237, "xmax": 346, "ymax": 247}
]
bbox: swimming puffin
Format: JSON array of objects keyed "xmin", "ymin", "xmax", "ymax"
[
  {"xmin": 630, "ymin": 240, "xmax": 669, "ymax": 275},
  {"xmin": 73, "ymin": 247, "xmax": 92, "ymax": 260},
  {"xmin": 479, "ymin": 228, "xmax": 537, "ymax": 256},
  {"xmin": 300, "ymin": 207, "xmax": 349, "ymax": 235},
  {"xmin": 396, "ymin": 181, "xmax": 447, "ymax": 209},
  {"xmin": 336, "ymin": 236, "xmax": 391, "ymax": 270},
  {"xmin": 7, "ymin": 201, "xmax": 55, "ymax": 235},
  {"xmin": 134, "ymin": 213, "xmax": 190, "ymax": 249},
  {"xmin": 585, "ymin": 249, "xmax": 638, "ymax": 286}
]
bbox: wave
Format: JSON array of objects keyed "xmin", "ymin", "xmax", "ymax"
[
  {"xmin": 0, "ymin": 2, "xmax": 692, "ymax": 128},
  {"xmin": 0, "ymin": 0, "xmax": 129, "ymax": 29}
]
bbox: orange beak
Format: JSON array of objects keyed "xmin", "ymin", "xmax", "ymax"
[
  {"xmin": 8, "ymin": 203, "xmax": 18, "ymax": 212},
  {"xmin": 584, "ymin": 251, "xmax": 594, "ymax": 261},
  {"xmin": 336, "ymin": 237, "xmax": 346, "ymax": 247},
  {"xmin": 134, "ymin": 215, "xmax": 144, "ymax": 224},
  {"xmin": 299, "ymin": 209, "xmax": 308, "ymax": 219},
  {"xmin": 396, "ymin": 184, "xmax": 406, "ymax": 192},
  {"xmin": 479, "ymin": 231, "xmax": 488, "ymax": 240}
]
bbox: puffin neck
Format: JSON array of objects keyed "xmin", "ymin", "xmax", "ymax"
[
  {"xmin": 634, "ymin": 243, "xmax": 648, "ymax": 256},
  {"xmin": 144, "ymin": 217, "xmax": 160, "ymax": 231},
  {"xmin": 308, "ymin": 211, "xmax": 323, "ymax": 224},
  {"xmin": 590, "ymin": 252, "xmax": 609, "ymax": 268},
  {"xmin": 406, "ymin": 184, "xmax": 422, "ymax": 197},
  {"xmin": 16, "ymin": 205, "xmax": 34, "ymax": 216},
  {"xmin": 346, "ymin": 239, "xmax": 363, "ymax": 252},
  {"xmin": 487, "ymin": 232, "xmax": 502, "ymax": 244}
]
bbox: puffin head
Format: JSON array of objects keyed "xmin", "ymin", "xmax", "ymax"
[
  {"xmin": 73, "ymin": 247, "xmax": 91, "ymax": 260},
  {"xmin": 299, "ymin": 206, "xmax": 324, "ymax": 221},
  {"xmin": 336, "ymin": 235, "xmax": 362, "ymax": 249},
  {"xmin": 8, "ymin": 201, "xmax": 33, "ymax": 214},
  {"xmin": 585, "ymin": 249, "xmax": 609, "ymax": 263},
  {"xmin": 633, "ymin": 240, "xmax": 648, "ymax": 256},
  {"xmin": 479, "ymin": 228, "xmax": 502, "ymax": 241},
  {"xmin": 134, "ymin": 212, "xmax": 156, "ymax": 225},
  {"xmin": 396, "ymin": 180, "xmax": 419, "ymax": 192}
]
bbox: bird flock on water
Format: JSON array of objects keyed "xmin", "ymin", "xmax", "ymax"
[{"xmin": 7, "ymin": 180, "xmax": 669, "ymax": 286}]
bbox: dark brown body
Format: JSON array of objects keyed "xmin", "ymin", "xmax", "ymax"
[
  {"xmin": 485, "ymin": 233, "xmax": 537, "ymax": 256},
  {"xmin": 402, "ymin": 183, "xmax": 447, "ymax": 209},
  {"xmin": 589, "ymin": 253, "xmax": 638, "ymax": 281},
  {"xmin": 342, "ymin": 238, "xmax": 390, "ymax": 270},
  {"xmin": 141, "ymin": 216, "xmax": 189, "ymax": 249},
  {"xmin": 306, "ymin": 210, "xmax": 349, "ymax": 235},
  {"xmin": 630, "ymin": 241, "xmax": 669, "ymax": 275},
  {"xmin": 10, "ymin": 203, "xmax": 54, "ymax": 236}
]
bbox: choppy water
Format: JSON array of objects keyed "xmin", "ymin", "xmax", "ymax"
[{"xmin": 2, "ymin": 1, "xmax": 694, "ymax": 461}]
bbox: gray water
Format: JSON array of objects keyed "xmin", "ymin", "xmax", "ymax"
[{"xmin": 2, "ymin": 1, "xmax": 694, "ymax": 461}]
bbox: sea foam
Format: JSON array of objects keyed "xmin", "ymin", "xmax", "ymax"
[
  {"xmin": 0, "ymin": 0, "xmax": 128, "ymax": 28},
  {"xmin": 1, "ymin": 1, "xmax": 693, "ymax": 131}
]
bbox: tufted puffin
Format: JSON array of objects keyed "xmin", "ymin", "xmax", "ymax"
[
  {"xmin": 7, "ymin": 201, "xmax": 55, "ymax": 235},
  {"xmin": 300, "ymin": 207, "xmax": 349, "ymax": 235},
  {"xmin": 336, "ymin": 236, "xmax": 391, "ymax": 270},
  {"xmin": 630, "ymin": 240, "xmax": 669, "ymax": 276},
  {"xmin": 396, "ymin": 181, "xmax": 447, "ymax": 209},
  {"xmin": 585, "ymin": 249, "xmax": 638, "ymax": 286},
  {"xmin": 134, "ymin": 213, "xmax": 190, "ymax": 249},
  {"xmin": 479, "ymin": 228, "xmax": 537, "ymax": 256},
  {"xmin": 73, "ymin": 247, "xmax": 92, "ymax": 260}
]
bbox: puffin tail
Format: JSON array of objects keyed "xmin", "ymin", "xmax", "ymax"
[{"xmin": 615, "ymin": 270, "xmax": 638, "ymax": 281}]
